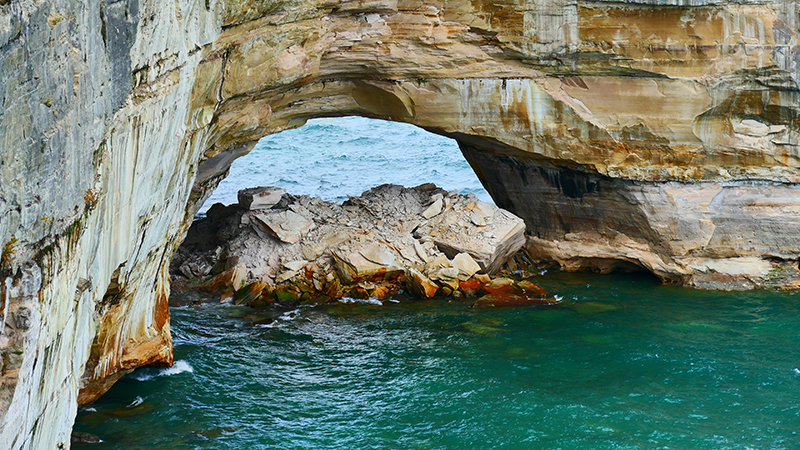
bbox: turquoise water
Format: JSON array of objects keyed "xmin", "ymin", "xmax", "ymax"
[
  {"xmin": 74, "ymin": 118, "xmax": 800, "ymax": 448},
  {"xmin": 200, "ymin": 116, "xmax": 490, "ymax": 214},
  {"xmin": 75, "ymin": 272, "xmax": 800, "ymax": 449}
]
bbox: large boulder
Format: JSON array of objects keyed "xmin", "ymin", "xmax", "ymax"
[
  {"xmin": 414, "ymin": 198, "xmax": 526, "ymax": 274},
  {"xmin": 251, "ymin": 209, "xmax": 314, "ymax": 244},
  {"xmin": 238, "ymin": 186, "xmax": 287, "ymax": 210}
]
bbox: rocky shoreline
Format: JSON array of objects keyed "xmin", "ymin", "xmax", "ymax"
[{"xmin": 171, "ymin": 184, "xmax": 559, "ymax": 308}]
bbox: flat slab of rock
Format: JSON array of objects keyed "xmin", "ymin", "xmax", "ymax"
[
  {"xmin": 421, "ymin": 196, "xmax": 444, "ymax": 218},
  {"xmin": 331, "ymin": 243, "xmax": 400, "ymax": 282},
  {"xmin": 452, "ymin": 252, "xmax": 481, "ymax": 278},
  {"xmin": 238, "ymin": 186, "xmax": 287, "ymax": 210},
  {"xmin": 414, "ymin": 199, "xmax": 525, "ymax": 274},
  {"xmin": 251, "ymin": 210, "xmax": 314, "ymax": 244}
]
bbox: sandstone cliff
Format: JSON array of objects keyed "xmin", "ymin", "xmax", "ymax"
[{"xmin": 1, "ymin": 0, "xmax": 799, "ymax": 447}]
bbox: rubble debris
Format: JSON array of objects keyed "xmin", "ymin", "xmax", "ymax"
[{"xmin": 172, "ymin": 184, "xmax": 546, "ymax": 307}]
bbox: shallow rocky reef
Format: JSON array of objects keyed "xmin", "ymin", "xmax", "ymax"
[{"xmin": 171, "ymin": 184, "xmax": 556, "ymax": 308}]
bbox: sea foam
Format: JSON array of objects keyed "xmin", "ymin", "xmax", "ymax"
[
  {"xmin": 339, "ymin": 297, "xmax": 383, "ymax": 306},
  {"xmin": 129, "ymin": 360, "xmax": 194, "ymax": 381}
]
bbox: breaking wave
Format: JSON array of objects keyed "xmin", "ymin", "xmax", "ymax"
[{"xmin": 129, "ymin": 360, "xmax": 194, "ymax": 382}]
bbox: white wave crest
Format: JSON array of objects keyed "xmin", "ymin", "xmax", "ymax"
[
  {"xmin": 279, "ymin": 309, "xmax": 301, "ymax": 321},
  {"xmin": 339, "ymin": 297, "xmax": 383, "ymax": 306},
  {"xmin": 161, "ymin": 360, "xmax": 194, "ymax": 377},
  {"xmin": 130, "ymin": 360, "xmax": 194, "ymax": 381},
  {"xmin": 127, "ymin": 396, "xmax": 145, "ymax": 408},
  {"xmin": 255, "ymin": 309, "xmax": 303, "ymax": 329}
]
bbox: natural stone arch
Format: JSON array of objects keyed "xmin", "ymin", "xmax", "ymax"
[
  {"xmin": 186, "ymin": 1, "xmax": 800, "ymax": 284},
  {"xmin": 2, "ymin": 1, "xmax": 800, "ymax": 448},
  {"xmin": 84, "ymin": 0, "xmax": 800, "ymax": 417}
]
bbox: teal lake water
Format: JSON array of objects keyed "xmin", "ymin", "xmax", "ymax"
[
  {"xmin": 199, "ymin": 116, "xmax": 490, "ymax": 214},
  {"xmin": 75, "ymin": 118, "xmax": 800, "ymax": 449},
  {"xmin": 75, "ymin": 272, "xmax": 800, "ymax": 449}
]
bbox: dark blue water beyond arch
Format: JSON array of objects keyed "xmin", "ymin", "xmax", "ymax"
[
  {"xmin": 199, "ymin": 116, "xmax": 491, "ymax": 214},
  {"xmin": 75, "ymin": 271, "xmax": 800, "ymax": 449}
]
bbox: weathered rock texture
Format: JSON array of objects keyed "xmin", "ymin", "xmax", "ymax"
[
  {"xmin": 171, "ymin": 184, "xmax": 527, "ymax": 303},
  {"xmin": 1, "ymin": 0, "xmax": 800, "ymax": 447}
]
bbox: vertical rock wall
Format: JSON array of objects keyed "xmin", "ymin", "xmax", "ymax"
[
  {"xmin": 1, "ymin": 0, "xmax": 220, "ymax": 447},
  {"xmin": 1, "ymin": 0, "xmax": 799, "ymax": 447}
]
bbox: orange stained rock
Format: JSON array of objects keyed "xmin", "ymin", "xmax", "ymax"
[
  {"xmin": 405, "ymin": 269, "xmax": 439, "ymax": 298},
  {"xmin": 472, "ymin": 292, "xmax": 552, "ymax": 308},
  {"xmin": 459, "ymin": 278, "xmax": 487, "ymax": 297}
]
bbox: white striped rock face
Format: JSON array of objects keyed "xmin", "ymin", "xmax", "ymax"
[{"xmin": 1, "ymin": 0, "xmax": 799, "ymax": 447}]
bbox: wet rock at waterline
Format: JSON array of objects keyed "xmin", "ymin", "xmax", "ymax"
[
  {"xmin": 170, "ymin": 184, "xmax": 545, "ymax": 306},
  {"xmin": 473, "ymin": 278, "xmax": 558, "ymax": 308},
  {"xmin": 70, "ymin": 431, "xmax": 102, "ymax": 446}
]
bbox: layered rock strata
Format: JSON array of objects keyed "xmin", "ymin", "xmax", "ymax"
[
  {"xmin": 2, "ymin": 0, "xmax": 800, "ymax": 447},
  {"xmin": 171, "ymin": 184, "xmax": 530, "ymax": 305}
]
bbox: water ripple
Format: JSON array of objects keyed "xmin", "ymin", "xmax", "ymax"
[
  {"xmin": 75, "ymin": 273, "xmax": 800, "ymax": 450},
  {"xmin": 199, "ymin": 117, "xmax": 491, "ymax": 214}
]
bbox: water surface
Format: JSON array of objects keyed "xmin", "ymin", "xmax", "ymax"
[
  {"xmin": 200, "ymin": 117, "xmax": 490, "ymax": 213},
  {"xmin": 75, "ymin": 272, "xmax": 800, "ymax": 449}
]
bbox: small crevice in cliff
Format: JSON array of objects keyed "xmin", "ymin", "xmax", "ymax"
[
  {"xmin": 466, "ymin": 26, "xmax": 499, "ymax": 41},
  {"xmin": 99, "ymin": 265, "xmax": 126, "ymax": 312},
  {"xmin": 99, "ymin": 2, "xmax": 107, "ymax": 49},
  {"xmin": 213, "ymin": 49, "xmax": 231, "ymax": 107},
  {"xmin": 711, "ymin": 66, "xmax": 800, "ymax": 93}
]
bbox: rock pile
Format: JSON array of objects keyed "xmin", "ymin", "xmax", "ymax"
[{"xmin": 171, "ymin": 184, "xmax": 553, "ymax": 307}]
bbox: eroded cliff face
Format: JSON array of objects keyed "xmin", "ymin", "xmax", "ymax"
[{"xmin": 1, "ymin": 0, "xmax": 799, "ymax": 447}]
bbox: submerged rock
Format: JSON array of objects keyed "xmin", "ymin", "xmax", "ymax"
[
  {"xmin": 472, "ymin": 277, "xmax": 555, "ymax": 308},
  {"xmin": 172, "ymin": 184, "xmax": 531, "ymax": 305},
  {"xmin": 70, "ymin": 432, "xmax": 102, "ymax": 446},
  {"xmin": 569, "ymin": 302, "xmax": 620, "ymax": 315}
]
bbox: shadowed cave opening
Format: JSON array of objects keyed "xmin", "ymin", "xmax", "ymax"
[{"xmin": 198, "ymin": 116, "xmax": 492, "ymax": 215}]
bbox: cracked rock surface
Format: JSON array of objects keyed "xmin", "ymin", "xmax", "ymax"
[{"xmin": 171, "ymin": 184, "xmax": 528, "ymax": 304}]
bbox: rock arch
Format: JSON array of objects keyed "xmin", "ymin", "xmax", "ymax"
[{"xmin": 2, "ymin": 1, "xmax": 800, "ymax": 448}]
